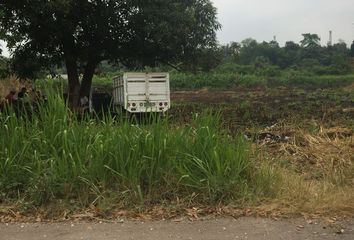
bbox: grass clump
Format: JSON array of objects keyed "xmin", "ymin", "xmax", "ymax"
[{"xmin": 0, "ymin": 91, "xmax": 274, "ymax": 210}]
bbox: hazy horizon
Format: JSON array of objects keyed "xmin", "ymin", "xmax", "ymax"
[
  {"xmin": 2, "ymin": 0, "xmax": 354, "ymax": 57},
  {"xmin": 213, "ymin": 0, "xmax": 354, "ymax": 46}
]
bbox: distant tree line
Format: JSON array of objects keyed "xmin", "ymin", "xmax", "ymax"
[
  {"xmin": 214, "ymin": 34, "xmax": 354, "ymax": 75},
  {"xmin": 1, "ymin": 33, "xmax": 354, "ymax": 78},
  {"xmin": 96, "ymin": 35, "xmax": 354, "ymax": 75}
]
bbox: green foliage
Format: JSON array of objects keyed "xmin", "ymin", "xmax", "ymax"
[
  {"xmin": 90, "ymin": 33, "xmax": 354, "ymax": 76},
  {"xmin": 220, "ymin": 34, "xmax": 352, "ymax": 75},
  {"xmin": 166, "ymin": 67, "xmax": 354, "ymax": 90},
  {"xmin": 300, "ymin": 33, "xmax": 321, "ymax": 48},
  {"xmin": 350, "ymin": 41, "xmax": 354, "ymax": 58},
  {"xmin": 0, "ymin": 0, "xmax": 220, "ymax": 79},
  {"xmin": 90, "ymin": 62, "xmax": 354, "ymax": 90},
  {"xmin": 0, "ymin": 56, "xmax": 9, "ymax": 78},
  {"xmin": 170, "ymin": 72, "xmax": 237, "ymax": 89},
  {"xmin": 180, "ymin": 47, "xmax": 223, "ymax": 72},
  {"xmin": 220, "ymin": 42, "xmax": 241, "ymax": 62},
  {"xmin": 0, "ymin": 91, "xmax": 275, "ymax": 206},
  {"xmin": 281, "ymin": 73, "xmax": 354, "ymax": 88},
  {"xmin": 10, "ymin": 45, "xmax": 49, "ymax": 80},
  {"xmin": 252, "ymin": 56, "xmax": 281, "ymax": 77}
]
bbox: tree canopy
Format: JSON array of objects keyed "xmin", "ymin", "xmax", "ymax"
[
  {"xmin": 0, "ymin": 0, "xmax": 220, "ymax": 107},
  {"xmin": 350, "ymin": 41, "xmax": 354, "ymax": 58},
  {"xmin": 220, "ymin": 34, "xmax": 352, "ymax": 75}
]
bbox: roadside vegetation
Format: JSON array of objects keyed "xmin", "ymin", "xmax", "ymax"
[
  {"xmin": 0, "ymin": 0, "xmax": 353, "ymax": 220},
  {"xmin": 1, "ymin": 36, "xmax": 354, "ymax": 218},
  {"xmin": 0, "ymin": 88, "xmax": 273, "ymax": 209},
  {"xmin": 0, "ymin": 80, "xmax": 353, "ymax": 219}
]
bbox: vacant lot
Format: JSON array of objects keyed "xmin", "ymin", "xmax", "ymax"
[
  {"xmin": 169, "ymin": 87, "xmax": 354, "ymax": 216},
  {"xmin": 0, "ymin": 78, "xmax": 353, "ymax": 221},
  {"xmin": 170, "ymin": 87, "xmax": 354, "ymax": 127}
]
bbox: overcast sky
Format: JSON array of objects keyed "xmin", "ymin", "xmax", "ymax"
[
  {"xmin": 213, "ymin": 0, "xmax": 354, "ymax": 46},
  {"xmin": 2, "ymin": 0, "xmax": 354, "ymax": 57}
]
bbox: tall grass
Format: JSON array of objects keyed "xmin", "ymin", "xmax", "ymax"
[{"xmin": 0, "ymin": 89, "xmax": 273, "ymax": 208}]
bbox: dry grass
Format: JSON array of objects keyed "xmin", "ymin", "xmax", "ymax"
[
  {"xmin": 343, "ymin": 81, "xmax": 354, "ymax": 92},
  {"xmin": 257, "ymin": 125, "xmax": 354, "ymax": 217},
  {"xmin": 280, "ymin": 127, "xmax": 353, "ymax": 181},
  {"xmin": 255, "ymin": 178, "xmax": 354, "ymax": 218},
  {"xmin": 0, "ymin": 75, "xmax": 30, "ymax": 99}
]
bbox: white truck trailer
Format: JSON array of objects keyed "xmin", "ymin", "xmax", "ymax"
[{"xmin": 112, "ymin": 72, "xmax": 170, "ymax": 113}]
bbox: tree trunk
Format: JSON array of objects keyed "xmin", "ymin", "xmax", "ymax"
[
  {"xmin": 80, "ymin": 60, "xmax": 98, "ymax": 99},
  {"xmin": 64, "ymin": 51, "xmax": 80, "ymax": 109},
  {"xmin": 63, "ymin": 35, "xmax": 98, "ymax": 111}
]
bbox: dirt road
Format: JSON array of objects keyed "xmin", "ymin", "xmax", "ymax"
[{"xmin": 1, "ymin": 217, "xmax": 353, "ymax": 240}]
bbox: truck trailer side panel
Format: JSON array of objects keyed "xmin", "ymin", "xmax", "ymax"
[{"xmin": 113, "ymin": 72, "xmax": 170, "ymax": 113}]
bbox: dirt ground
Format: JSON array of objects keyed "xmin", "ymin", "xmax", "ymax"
[
  {"xmin": 1, "ymin": 217, "xmax": 353, "ymax": 240},
  {"xmin": 170, "ymin": 88, "xmax": 354, "ymax": 129}
]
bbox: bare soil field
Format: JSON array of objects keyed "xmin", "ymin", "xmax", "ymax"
[{"xmin": 170, "ymin": 87, "xmax": 354, "ymax": 129}]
